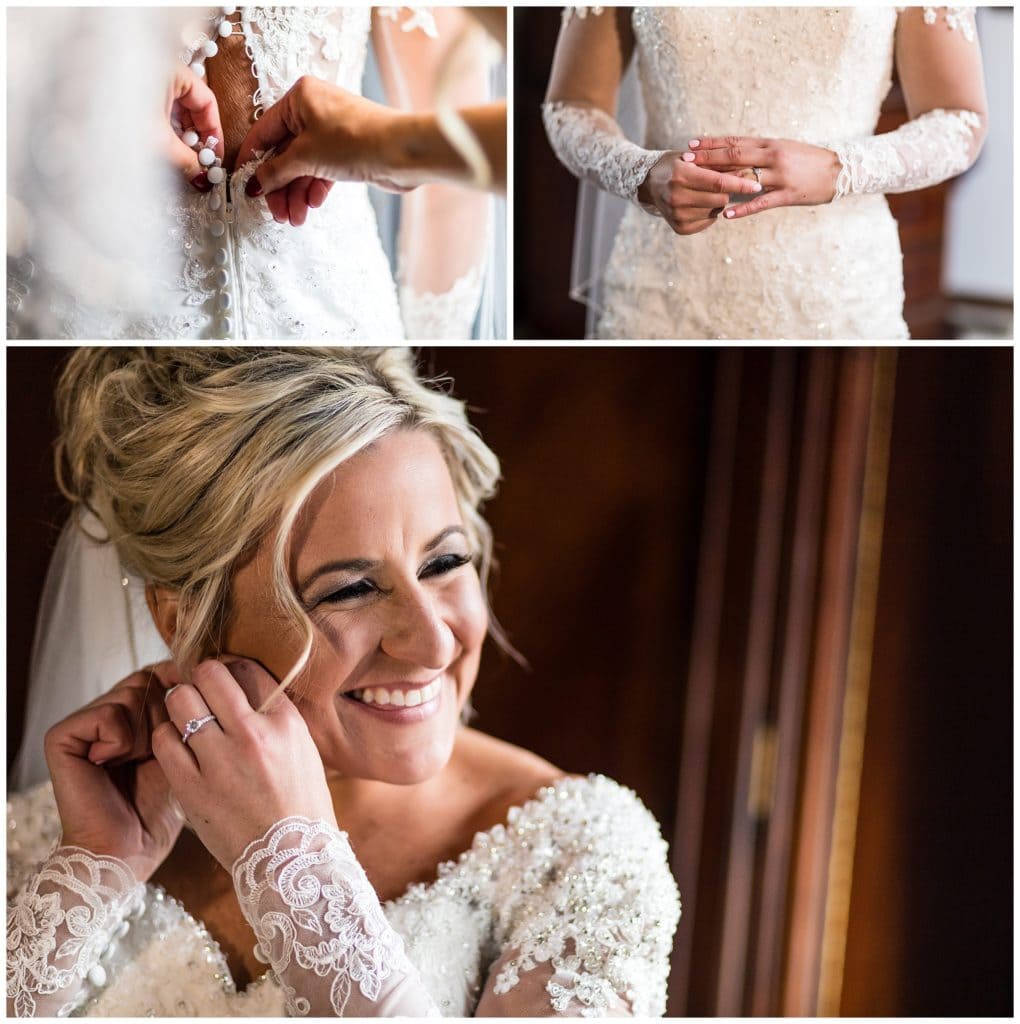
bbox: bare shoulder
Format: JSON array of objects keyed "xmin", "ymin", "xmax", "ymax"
[{"xmin": 452, "ymin": 728, "xmax": 574, "ymax": 834}]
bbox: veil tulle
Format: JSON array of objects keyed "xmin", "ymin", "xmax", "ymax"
[
  {"xmin": 568, "ymin": 55, "xmax": 647, "ymax": 338},
  {"xmin": 12, "ymin": 511, "xmax": 171, "ymax": 790}
]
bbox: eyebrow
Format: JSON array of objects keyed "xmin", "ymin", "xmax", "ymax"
[{"xmin": 297, "ymin": 525, "xmax": 468, "ymax": 593}]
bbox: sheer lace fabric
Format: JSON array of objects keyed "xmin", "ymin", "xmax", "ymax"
[
  {"xmin": 830, "ymin": 108, "xmax": 982, "ymax": 197},
  {"xmin": 7, "ymin": 846, "xmax": 144, "ymax": 1018},
  {"xmin": 549, "ymin": 6, "xmax": 982, "ymax": 340},
  {"xmin": 542, "ymin": 103, "xmax": 664, "ymax": 207},
  {"xmin": 7, "ymin": 775, "xmax": 680, "ymax": 1017}
]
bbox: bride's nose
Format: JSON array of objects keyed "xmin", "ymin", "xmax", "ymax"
[{"xmin": 379, "ymin": 584, "xmax": 456, "ymax": 669}]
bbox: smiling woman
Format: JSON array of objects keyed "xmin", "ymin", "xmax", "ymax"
[{"xmin": 6, "ymin": 348, "xmax": 680, "ymax": 1018}]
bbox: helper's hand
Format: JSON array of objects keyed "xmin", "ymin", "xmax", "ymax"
[{"xmin": 166, "ymin": 64, "xmax": 225, "ymax": 192}]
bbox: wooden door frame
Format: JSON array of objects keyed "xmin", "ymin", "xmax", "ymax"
[{"xmin": 668, "ymin": 348, "xmax": 896, "ymax": 1015}]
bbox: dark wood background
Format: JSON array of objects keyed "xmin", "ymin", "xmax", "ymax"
[
  {"xmin": 6, "ymin": 346, "xmax": 1012, "ymax": 1015},
  {"xmin": 514, "ymin": 7, "xmax": 971, "ymax": 340}
]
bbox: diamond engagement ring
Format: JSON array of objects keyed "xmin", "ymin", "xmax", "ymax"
[
  {"xmin": 752, "ymin": 166, "xmax": 762, "ymax": 184},
  {"xmin": 181, "ymin": 715, "xmax": 217, "ymax": 744}
]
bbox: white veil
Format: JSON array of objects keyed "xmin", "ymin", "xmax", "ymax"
[
  {"xmin": 11, "ymin": 511, "xmax": 171, "ymax": 790},
  {"xmin": 568, "ymin": 50, "xmax": 647, "ymax": 338}
]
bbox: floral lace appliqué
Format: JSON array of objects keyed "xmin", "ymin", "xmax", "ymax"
[
  {"xmin": 829, "ymin": 107, "xmax": 982, "ymax": 198},
  {"xmin": 7, "ymin": 846, "xmax": 143, "ymax": 1018},
  {"xmin": 542, "ymin": 102, "xmax": 664, "ymax": 206},
  {"xmin": 231, "ymin": 817, "xmax": 424, "ymax": 1017}
]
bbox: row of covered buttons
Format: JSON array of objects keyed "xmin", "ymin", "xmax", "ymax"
[
  {"xmin": 182, "ymin": 131, "xmax": 233, "ymax": 336},
  {"xmin": 187, "ymin": 6, "xmax": 241, "ymax": 79}
]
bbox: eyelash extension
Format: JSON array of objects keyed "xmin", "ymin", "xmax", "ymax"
[{"xmin": 318, "ymin": 552, "xmax": 472, "ymax": 607}]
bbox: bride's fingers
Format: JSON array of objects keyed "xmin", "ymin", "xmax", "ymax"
[
  {"xmin": 678, "ymin": 162, "xmax": 763, "ymax": 196},
  {"xmin": 723, "ymin": 188, "xmax": 786, "ymax": 221},
  {"xmin": 678, "ymin": 189, "xmax": 732, "ymax": 210}
]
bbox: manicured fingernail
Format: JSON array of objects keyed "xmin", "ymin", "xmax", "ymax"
[
  {"xmin": 752, "ymin": 183, "xmax": 763, "ymax": 192},
  {"xmin": 245, "ymin": 175, "xmax": 263, "ymax": 198},
  {"xmin": 190, "ymin": 173, "xmax": 212, "ymax": 193},
  {"xmin": 689, "ymin": 139, "xmax": 700, "ymax": 148},
  {"xmin": 90, "ymin": 756, "xmax": 108, "ymax": 766},
  {"xmin": 165, "ymin": 684, "xmax": 180, "ymax": 701},
  {"xmin": 724, "ymin": 209, "xmax": 736, "ymax": 219},
  {"xmin": 682, "ymin": 152, "xmax": 696, "ymax": 162}
]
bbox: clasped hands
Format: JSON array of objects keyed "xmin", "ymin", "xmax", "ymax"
[
  {"xmin": 45, "ymin": 657, "xmax": 334, "ymax": 882},
  {"xmin": 640, "ymin": 135, "xmax": 842, "ymax": 235}
]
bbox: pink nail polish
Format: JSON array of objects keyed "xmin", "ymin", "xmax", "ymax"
[
  {"xmin": 752, "ymin": 183, "xmax": 763, "ymax": 192},
  {"xmin": 689, "ymin": 139, "xmax": 700, "ymax": 148},
  {"xmin": 682, "ymin": 152, "xmax": 695, "ymax": 162},
  {"xmin": 725, "ymin": 209, "xmax": 736, "ymax": 219}
]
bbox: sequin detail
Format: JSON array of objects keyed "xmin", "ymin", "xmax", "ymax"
[{"xmin": 7, "ymin": 776, "xmax": 680, "ymax": 1016}]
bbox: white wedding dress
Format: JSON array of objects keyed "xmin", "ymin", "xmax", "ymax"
[
  {"xmin": 7, "ymin": 774, "xmax": 681, "ymax": 1017},
  {"xmin": 6, "ymin": 7, "xmax": 489, "ymax": 340},
  {"xmin": 542, "ymin": 6, "xmax": 984, "ymax": 340}
]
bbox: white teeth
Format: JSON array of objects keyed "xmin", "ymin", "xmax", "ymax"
[{"xmin": 355, "ymin": 679, "xmax": 442, "ymax": 708}]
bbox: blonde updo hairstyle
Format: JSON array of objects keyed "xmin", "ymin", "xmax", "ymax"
[{"xmin": 55, "ymin": 347, "xmax": 503, "ymax": 702}]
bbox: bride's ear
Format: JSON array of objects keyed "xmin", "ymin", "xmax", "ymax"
[{"xmin": 145, "ymin": 584, "xmax": 180, "ymax": 647}]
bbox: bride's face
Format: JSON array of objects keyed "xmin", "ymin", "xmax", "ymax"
[{"xmin": 224, "ymin": 428, "xmax": 488, "ymax": 784}]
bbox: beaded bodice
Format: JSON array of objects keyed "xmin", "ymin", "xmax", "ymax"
[
  {"xmin": 7, "ymin": 774, "xmax": 681, "ymax": 1017},
  {"xmin": 633, "ymin": 7, "xmax": 896, "ymax": 148}
]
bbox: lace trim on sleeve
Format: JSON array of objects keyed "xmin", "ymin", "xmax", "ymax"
[
  {"xmin": 7, "ymin": 845, "xmax": 144, "ymax": 1018},
  {"xmin": 377, "ymin": 7, "xmax": 439, "ymax": 39},
  {"xmin": 829, "ymin": 107, "xmax": 983, "ymax": 199},
  {"xmin": 231, "ymin": 816, "xmax": 440, "ymax": 1017},
  {"xmin": 542, "ymin": 101, "xmax": 665, "ymax": 207}
]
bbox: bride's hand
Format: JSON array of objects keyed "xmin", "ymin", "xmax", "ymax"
[
  {"xmin": 166, "ymin": 64, "xmax": 225, "ymax": 192},
  {"xmin": 44, "ymin": 662, "xmax": 185, "ymax": 882},
  {"xmin": 152, "ymin": 658, "xmax": 336, "ymax": 870},
  {"xmin": 683, "ymin": 136, "xmax": 842, "ymax": 221},
  {"xmin": 638, "ymin": 152, "xmax": 765, "ymax": 235}
]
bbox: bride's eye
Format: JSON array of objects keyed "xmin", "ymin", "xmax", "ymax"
[
  {"xmin": 420, "ymin": 553, "xmax": 471, "ymax": 579},
  {"xmin": 321, "ymin": 579, "xmax": 376, "ymax": 605}
]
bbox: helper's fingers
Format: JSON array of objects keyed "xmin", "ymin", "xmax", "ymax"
[
  {"xmin": 235, "ymin": 88, "xmax": 299, "ymax": 170},
  {"xmin": 687, "ymin": 143, "xmax": 770, "ymax": 169},
  {"xmin": 173, "ymin": 74, "xmax": 224, "ymax": 160},
  {"xmin": 307, "ymin": 178, "xmax": 332, "ymax": 208}
]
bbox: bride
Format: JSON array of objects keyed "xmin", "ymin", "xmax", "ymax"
[
  {"xmin": 6, "ymin": 8, "xmax": 496, "ymax": 340},
  {"xmin": 543, "ymin": 6, "xmax": 987, "ymax": 339},
  {"xmin": 6, "ymin": 348, "xmax": 680, "ymax": 1017}
]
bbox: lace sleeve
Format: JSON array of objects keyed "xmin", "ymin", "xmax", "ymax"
[
  {"xmin": 7, "ymin": 845, "xmax": 144, "ymax": 1018},
  {"xmin": 542, "ymin": 101, "xmax": 665, "ymax": 207},
  {"xmin": 475, "ymin": 777, "xmax": 682, "ymax": 1017},
  {"xmin": 231, "ymin": 817, "xmax": 440, "ymax": 1017},
  {"xmin": 828, "ymin": 107, "xmax": 983, "ymax": 198},
  {"xmin": 831, "ymin": 5, "xmax": 984, "ymax": 198}
]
